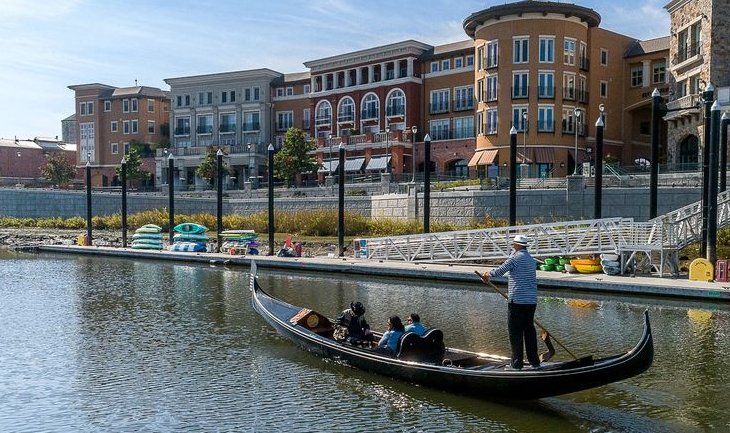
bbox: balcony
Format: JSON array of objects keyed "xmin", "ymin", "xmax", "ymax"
[
  {"xmin": 485, "ymin": 91, "xmax": 498, "ymax": 102},
  {"xmin": 665, "ymin": 94, "xmax": 701, "ymax": 120},
  {"xmin": 429, "ymin": 102, "xmax": 449, "ymax": 114},
  {"xmin": 361, "ymin": 108, "xmax": 380, "ymax": 121},
  {"xmin": 579, "ymin": 57, "xmax": 590, "ymax": 72},
  {"xmin": 337, "ymin": 112, "xmax": 354, "ymax": 123},
  {"xmin": 674, "ymin": 41, "xmax": 702, "ymax": 66},
  {"xmin": 511, "ymin": 87, "xmax": 528, "ymax": 100},
  {"xmin": 386, "ymin": 105, "xmax": 405, "ymax": 117},
  {"xmin": 174, "ymin": 127, "xmax": 190, "ymax": 136},
  {"xmin": 452, "ymin": 127, "xmax": 475, "ymax": 139},
  {"xmin": 453, "ymin": 98, "xmax": 474, "ymax": 112},
  {"xmin": 196, "ymin": 125, "xmax": 213, "ymax": 134},
  {"xmin": 578, "ymin": 90, "xmax": 589, "ymax": 103},
  {"xmin": 276, "ymin": 122, "xmax": 292, "ymax": 132},
  {"xmin": 242, "ymin": 122, "xmax": 260, "ymax": 132},
  {"xmin": 537, "ymin": 121, "xmax": 555, "ymax": 133},
  {"xmin": 561, "ymin": 121, "xmax": 586, "ymax": 135},
  {"xmin": 219, "ymin": 124, "xmax": 236, "ymax": 133},
  {"xmin": 315, "ymin": 115, "xmax": 331, "ymax": 126},
  {"xmin": 563, "ymin": 88, "xmax": 576, "ymax": 101},
  {"xmin": 429, "ymin": 129, "xmax": 450, "ymax": 141},
  {"xmin": 537, "ymin": 86, "xmax": 555, "ymax": 99}
]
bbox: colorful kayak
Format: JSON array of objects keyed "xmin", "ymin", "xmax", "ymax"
[
  {"xmin": 132, "ymin": 233, "xmax": 163, "ymax": 240},
  {"xmin": 174, "ymin": 223, "xmax": 208, "ymax": 234},
  {"xmin": 169, "ymin": 241, "xmax": 207, "ymax": 252},
  {"xmin": 131, "ymin": 243, "xmax": 162, "ymax": 250},
  {"xmin": 173, "ymin": 233, "xmax": 210, "ymax": 241},
  {"xmin": 131, "ymin": 238, "xmax": 163, "ymax": 246}
]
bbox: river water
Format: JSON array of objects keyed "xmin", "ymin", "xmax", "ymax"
[{"xmin": 0, "ymin": 249, "xmax": 728, "ymax": 433}]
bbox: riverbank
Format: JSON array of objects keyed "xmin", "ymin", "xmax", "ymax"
[{"xmin": 25, "ymin": 244, "xmax": 730, "ymax": 302}]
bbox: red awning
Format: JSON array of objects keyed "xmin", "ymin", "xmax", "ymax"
[{"xmin": 530, "ymin": 147, "xmax": 555, "ymax": 163}]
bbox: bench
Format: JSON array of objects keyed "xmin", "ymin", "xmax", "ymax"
[{"xmin": 396, "ymin": 329, "xmax": 445, "ymax": 363}]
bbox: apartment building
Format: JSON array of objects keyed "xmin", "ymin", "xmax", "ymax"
[
  {"xmin": 67, "ymin": 83, "xmax": 170, "ymax": 187},
  {"xmin": 664, "ymin": 0, "xmax": 730, "ymax": 166},
  {"xmin": 463, "ymin": 1, "xmax": 669, "ymax": 178},
  {"xmin": 164, "ymin": 69, "xmax": 281, "ymax": 189}
]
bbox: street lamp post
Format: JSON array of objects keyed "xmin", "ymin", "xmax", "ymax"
[
  {"xmin": 573, "ymin": 109, "xmax": 582, "ymax": 175},
  {"xmin": 521, "ymin": 111, "xmax": 528, "ymax": 178},
  {"xmin": 167, "ymin": 153, "xmax": 175, "ymax": 242},
  {"xmin": 247, "ymin": 143, "xmax": 253, "ymax": 185},
  {"xmin": 16, "ymin": 151, "xmax": 21, "ymax": 186},
  {"xmin": 85, "ymin": 152, "xmax": 92, "ymax": 246},
  {"xmin": 328, "ymin": 133, "xmax": 333, "ymax": 176},
  {"xmin": 121, "ymin": 157, "xmax": 128, "ymax": 248},
  {"xmin": 385, "ymin": 126, "xmax": 391, "ymax": 173},
  {"xmin": 216, "ymin": 149, "xmax": 223, "ymax": 253},
  {"xmin": 410, "ymin": 126, "xmax": 418, "ymax": 183}
]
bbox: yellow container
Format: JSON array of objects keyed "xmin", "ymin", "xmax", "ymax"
[
  {"xmin": 77, "ymin": 235, "xmax": 85, "ymax": 246},
  {"xmin": 689, "ymin": 258, "xmax": 714, "ymax": 282}
]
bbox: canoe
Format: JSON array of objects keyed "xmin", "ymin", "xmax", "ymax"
[
  {"xmin": 250, "ymin": 261, "xmax": 653, "ymax": 400},
  {"xmin": 174, "ymin": 223, "xmax": 208, "ymax": 234},
  {"xmin": 575, "ymin": 264, "xmax": 603, "ymax": 274}
]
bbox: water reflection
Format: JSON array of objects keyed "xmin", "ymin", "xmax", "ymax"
[{"xmin": 0, "ymin": 250, "xmax": 727, "ymax": 432}]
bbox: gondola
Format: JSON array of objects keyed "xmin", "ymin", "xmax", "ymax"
[{"xmin": 250, "ymin": 262, "xmax": 653, "ymax": 399}]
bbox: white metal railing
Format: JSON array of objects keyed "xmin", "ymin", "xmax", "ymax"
[{"xmin": 653, "ymin": 190, "xmax": 730, "ymax": 250}]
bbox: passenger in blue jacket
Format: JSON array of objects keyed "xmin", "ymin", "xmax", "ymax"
[
  {"xmin": 404, "ymin": 313, "xmax": 427, "ymax": 336},
  {"xmin": 376, "ymin": 316, "xmax": 405, "ymax": 354}
]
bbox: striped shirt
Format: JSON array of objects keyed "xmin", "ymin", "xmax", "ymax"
[{"xmin": 489, "ymin": 249, "xmax": 537, "ymax": 304}]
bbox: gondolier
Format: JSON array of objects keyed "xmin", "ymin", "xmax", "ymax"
[{"xmin": 482, "ymin": 234, "xmax": 540, "ymax": 370}]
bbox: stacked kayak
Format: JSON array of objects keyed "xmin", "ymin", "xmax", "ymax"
[
  {"xmin": 220, "ymin": 230, "xmax": 259, "ymax": 255},
  {"xmin": 600, "ymin": 253, "xmax": 621, "ymax": 275},
  {"xmin": 169, "ymin": 223, "xmax": 208, "ymax": 252},
  {"xmin": 131, "ymin": 224, "xmax": 163, "ymax": 250},
  {"xmin": 539, "ymin": 256, "xmax": 572, "ymax": 272},
  {"xmin": 570, "ymin": 258, "xmax": 602, "ymax": 274}
]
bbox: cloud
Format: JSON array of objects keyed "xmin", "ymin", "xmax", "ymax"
[{"xmin": 2, "ymin": 0, "xmax": 83, "ymax": 19}]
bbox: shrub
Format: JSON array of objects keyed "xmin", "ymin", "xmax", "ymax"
[{"xmin": 345, "ymin": 189, "xmax": 367, "ymax": 196}]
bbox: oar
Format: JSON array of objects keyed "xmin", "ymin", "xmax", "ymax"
[{"xmin": 474, "ymin": 270, "xmax": 578, "ymax": 361}]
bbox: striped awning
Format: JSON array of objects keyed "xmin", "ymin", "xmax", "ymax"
[
  {"xmin": 317, "ymin": 160, "xmax": 339, "ymax": 173},
  {"xmin": 344, "ymin": 157, "xmax": 365, "ymax": 172},
  {"xmin": 530, "ymin": 147, "xmax": 555, "ymax": 163},
  {"xmin": 365, "ymin": 156, "xmax": 390, "ymax": 171},
  {"xmin": 517, "ymin": 152, "xmax": 532, "ymax": 164},
  {"xmin": 468, "ymin": 149, "xmax": 499, "ymax": 166}
]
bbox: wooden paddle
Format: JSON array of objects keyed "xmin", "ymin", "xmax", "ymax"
[{"xmin": 474, "ymin": 270, "xmax": 578, "ymax": 361}]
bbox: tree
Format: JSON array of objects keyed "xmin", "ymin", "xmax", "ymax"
[
  {"xmin": 115, "ymin": 144, "xmax": 150, "ymax": 184},
  {"xmin": 274, "ymin": 127, "xmax": 320, "ymax": 187},
  {"xmin": 196, "ymin": 149, "xmax": 234, "ymax": 186},
  {"xmin": 41, "ymin": 152, "xmax": 77, "ymax": 187}
]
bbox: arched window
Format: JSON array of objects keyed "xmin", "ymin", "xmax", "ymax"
[
  {"xmin": 337, "ymin": 97, "xmax": 355, "ymax": 123},
  {"xmin": 361, "ymin": 93, "xmax": 380, "ymax": 120},
  {"xmin": 315, "ymin": 100, "xmax": 331, "ymax": 127},
  {"xmin": 679, "ymin": 135, "xmax": 699, "ymax": 167},
  {"xmin": 386, "ymin": 89, "xmax": 405, "ymax": 117}
]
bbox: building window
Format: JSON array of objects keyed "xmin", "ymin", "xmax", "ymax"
[
  {"xmin": 486, "ymin": 75, "xmax": 498, "ymax": 101},
  {"xmin": 286, "ymin": 87, "xmax": 294, "ymax": 96},
  {"xmin": 86, "ymin": 102, "xmax": 94, "ymax": 115},
  {"xmin": 123, "ymin": 99, "xmax": 130, "ymax": 113},
  {"xmin": 430, "ymin": 62, "xmax": 439, "ymax": 73},
  {"xmin": 563, "ymin": 73, "xmax": 576, "ymax": 99},
  {"xmin": 147, "ymin": 99, "xmax": 155, "ymax": 112},
  {"xmin": 600, "ymin": 48, "xmax": 608, "ymax": 66},
  {"xmin": 429, "ymin": 89, "xmax": 450, "ymax": 114},
  {"xmin": 579, "ymin": 42, "xmax": 588, "ymax": 70},
  {"xmin": 538, "ymin": 106, "xmax": 554, "ymax": 132},
  {"xmin": 477, "ymin": 45, "xmax": 485, "ymax": 70},
  {"xmin": 455, "ymin": 57, "xmax": 463, "ymax": 68},
  {"xmin": 185, "ymin": 95, "xmax": 190, "ymax": 106},
  {"xmin": 562, "ymin": 108, "xmax": 580, "ymax": 133},
  {"xmin": 276, "ymin": 88, "xmax": 284, "ymax": 97},
  {"xmin": 111, "ymin": 142, "xmax": 118, "ymax": 155},
  {"xmin": 123, "ymin": 142, "xmax": 130, "ymax": 154},
  {"xmin": 315, "ymin": 101, "xmax": 331, "ymax": 127},
  {"xmin": 512, "ymin": 72, "xmax": 528, "ymax": 98},
  {"xmin": 653, "ymin": 60, "xmax": 666, "ymax": 83},
  {"xmin": 429, "ymin": 119, "xmax": 450, "ymax": 141},
  {"xmin": 640, "ymin": 121, "xmax": 650, "ymax": 135},
  {"xmin": 563, "ymin": 39, "xmax": 575, "ymax": 65},
  {"xmin": 111, "ymin": 121, "xmax": 118, "ymax": 133},
  {"xmin": 302, "ymin": 108, "xmax": 311, "ymax": 129},
  {"xmin": 175, "ymin": 117, "xmax": 190, "ymax": 135},
  {"xmin": 131, "ymin": 98, "xmax": 138, "ymax": 112},
  {"xmin": 148, "ymin": 121, "xmax": 155, "ymax": 134},
  {"xmin": 304, "ymin": 84, "xmax": 311, "ymax": 94},
  {"xmin": 513, "ymin": 37, "xmax": 529, "ymax": 64},
  {"xmin": 219, "ymin": 113, "xmax": 236, "ymax": 133},
  {"xmin": 243, "ymin": 111, "xmax": 260, "ymax": 132},
  {"xmin": 512, "ymin": 106, "xmax": 528, "ymax": 132},
  {"xmin": 104, "ymin": 100, "xmax": 111, "ymax": 112},
  {"xmin": 487, "ymin": 40, "xmax": 498, "ymax": 68},
  {"xmin": 600, "ymin": 80, "xmax": 608, "ymax": 98},
  {"xmin": 221, "ymin": 91, "xmax": 227, "ymax": 103},
  {"xmin": 454, "ymin": 86, "xmax": 474, "ymax": 111},
  {"xmin": 477, "ymin": 111, "xmax": 484, "ymax": 135},
  {"xmin": 486, "ymin": 109, "xmax": 498, "ymax": 134},
  {"xmin": 466, "ymin": 55, "xmax": 474, "ymax": 67},
  {"xmin": 230, "ymin": 90, "xmax": 236, "ymax": 102},
  {"xmin": 453, "ymin": 116, "xmax": 474, "ymax": 138},
  {"xmin": 131, "ymin": 119, "xmax": 138, "ymax": 134},
  {"xmin": 253, "ymin": 87, "xmax": 260, "ymax": 101},
  {"xmin": 538, "ymin": 71, "xmax": 554, "ymax": 98},
  {"xmin": 276, "ymin": 111, "xmax": 293, "ymax": 131},
  {"xmin": 442, "ymin": 59, "xmax": 451, "ymax": 71},
  {"xmin": 539, "ymin": 37, "xmax": 554, "ymax": 63},
  {"xmin": 123, "ymin": 120, "xmax": 130, "ymax": 134},
  {"xmin": 631, "ymin": 64, "xmax": 643, "ymax": 87},
  {"xmin": 361, "ymin": 93, "xmax": 380, "ymax": 120},
  {"xmin": 80, "ymin": 102, "xmax": 87, "ymax": 116},
  {"xmin": 197, "ymin": 115, "xmax": 213, "ymax": 134},
  {"xmin": 386, "ymin": 89, "xmax": 406, "ymax": 117},
  {"xmin": 176, "ymin": 95, "xmax": 182, "ymax": 107}
]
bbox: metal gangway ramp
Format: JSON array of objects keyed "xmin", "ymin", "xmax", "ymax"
[{"xmin": 358, "ymin": 190, "xmax": 730, "ymax": 277}]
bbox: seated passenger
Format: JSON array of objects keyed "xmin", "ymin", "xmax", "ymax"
[
  {"xmin": 404, "ymin": 313, "xmax": 426, "ymax": 336},
  {"xmin": 334, "ymin": 302, "xmax": 374, "ymax": 343},
  {"xmin": 376, "ymin": 316, "xmax": 405, "ymax": 354}
]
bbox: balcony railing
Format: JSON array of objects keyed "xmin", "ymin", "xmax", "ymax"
[
  {"xmin": 276, "ymin": 123, "xmax": 292, "ymax": 132},
  {"xmin": 386, "ymin": 105, "xmax": 405, "ymax": 117},
  {"xmin": 429, "ymin": 102, "xmax": 449, "ymax": 114},
  {"xmin": 511, "ymin": 87, "xmax": 528, "ymax": 99},
  {"xmin": 452, "ymin": 127, "xmax": 475, "ymax": 139},
  {"xmin": 337, "ymin": 112, "xmax": 354, "ymax": 123},
  {"xmin": 537, "ymin": 121, "xmax": 555, "ymax": 132},
  {"xmin": 578, "ymin": 90, "xmax": 589, "ymax": 103},
  {"xmin": 219, "ymin": 124, "xmax": 236, "ymax": 133},
  {"xmin": 561, "ymin": 121, "xmax": 587, "ymax": 135},
  {"xmin": 563, "ymin": 88, "xmax": 576, "ymax": 100},
  {"xmin": 453, "ymin": 98, "xmax": 474, "ymax": 112},
  {"xmin": 174, "ymin": 127, "xmax": 190, "ymax": 136},
  {"xmin": 315, "ymin": 115, "xmax": 331, "ymax": 126},
  {"xmin": 666, "ymin": 94, "xmax": 701, "ymax": 111},
  {"xmin": 361, "ymin": 108, "xmax": 379, "ymax": 120},
  {"xmin": 196, "ymin": 125, "xmax": 213, "ymax": 134},
  {"xmin": 485, "ymin": 91, "xmax": 498, "ymax": 102},
  {"xmin": 429, "ymin": 129, "xmax": 450, "ymax": 141},
  {"xmin": 580, "ymin": 57, "xmax": 590, "ymax": 71},
  {"xmin": 537, "ymin": 86, "xmax": 555, "ymax": 98},
  {"xmin": 242, "ymin": 122, "xmax": 260, "ymax": 132},
  {"xmin": 675, "ymin": 41, "xmax": 702, "ymax": 64}
]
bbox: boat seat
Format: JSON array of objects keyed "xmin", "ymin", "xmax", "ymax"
[{"xmin": 396, "ymin": 329, "xmax": 445, "ymax": 363}]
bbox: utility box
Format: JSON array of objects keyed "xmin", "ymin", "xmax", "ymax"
[
  {"xmin": 689, "ymin": 258, "xmax": 714, "ymax": 282},
  {"xmin": 715, "ymin": 260, "xmax": 728, "ymax": 282}
]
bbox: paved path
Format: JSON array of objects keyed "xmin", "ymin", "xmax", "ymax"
[{"xmin": 35, "ymin": 245, "xmax": 730, "ymax": 302}]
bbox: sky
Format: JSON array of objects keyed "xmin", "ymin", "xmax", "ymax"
[{"xmin": 0, "ymin": 0, "xmax": 670, "ymax": 140}]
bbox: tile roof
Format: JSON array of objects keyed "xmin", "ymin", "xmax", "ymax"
[
  {"xmin": 624, "ymin": 36, "xmax": 670, "ymax": 58},
  {"xmin": 432, "ymin": 40, "xmax": 473, "ymax": 55}
]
